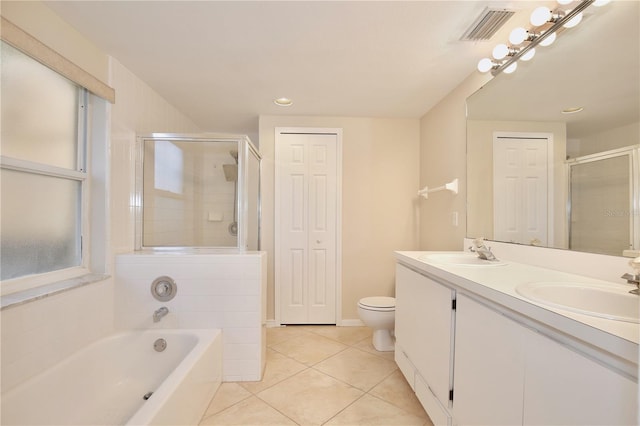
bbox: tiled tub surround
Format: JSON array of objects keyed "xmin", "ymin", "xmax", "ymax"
[
  {"xmin": 1, "ymin": 329, "xmax": 222, "ymax": 425},
  {"xmin": 395, "ymin": 251, "xmax": 639, "ymax": 425},
  {"xmin": 115, "ymin": 251, "xmax": 267, "ymax": 381}
]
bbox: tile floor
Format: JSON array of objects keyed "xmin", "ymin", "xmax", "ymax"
[{"xmin": 199, "ymin": 325, "xmax": 433, "ymax": 426}]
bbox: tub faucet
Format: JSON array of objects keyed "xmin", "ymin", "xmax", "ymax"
[
  {"xmin": 153, "ymin": 306, "xmax": 169, "ymax": 323},
  {"xmin": 470, "ymin": 238, "xmax": 498, "ymax": 261},
  {"xmin": 622, "ymin": 256, "xmax": 640, "ymax": 295}
]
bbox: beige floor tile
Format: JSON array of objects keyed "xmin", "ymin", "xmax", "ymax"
[
  {"xmin": 325, "ymin": 393, "xmax": 426, "ymax": 425},
  {"xmin": 314, "ymin": 347, "xmax": 398, "ymax": 391},
  {"xmin": 370, "ymin": 369, "xmax": 431, "ymax": 421},
  {"xmin": 266, "ymin": 325, "xmax": 311, "ymax": 347},
  {"xmin": 200, "ymin": 395, "xmax": 296, "ymax": 425},
  {"xmin": 239, "ymin": 348, "xmax": 308, "ymax": 394},
  {"xmin": 201, "ymin": 383, "xmax": 252, "ymax": 418},
  {"xmin": 257, "ymin": 368, "xmax": 363, "ymax": 425},
  {"xmin": 306, "ymin": 325, "xmax": 372, "ymax": 346},
  {"xmin": 352, "ymin": 335, "xmax": 396, "ymax": 361},
  {"xmin": 270, "ymin": 332, "xmax": 347, "ymax": 366}
]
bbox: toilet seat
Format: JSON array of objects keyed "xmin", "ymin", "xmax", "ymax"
[{"xmin": 358, "ymin": 296, "xmax": 395, "ymax": 312}]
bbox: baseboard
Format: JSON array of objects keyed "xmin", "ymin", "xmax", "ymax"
[
  {"xmin": 266, "ymin": 320, "xmax": 281, "ymax": 328},
  {"xmin": 266, "ymin": 319, "xmax": 364, "ymax": 327},
  {"xmin": 338, "ymin": 319, "xmax": 365, "ymax": 327}
]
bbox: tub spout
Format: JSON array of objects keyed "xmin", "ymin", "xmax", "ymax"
[{"xmin": 153, "ymin": 306, "xmax": 169, "ymax": 323}]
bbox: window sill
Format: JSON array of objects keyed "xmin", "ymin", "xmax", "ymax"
[{"xmin": 1, "ymin": 273, "xmax": 110, "ymax": 311}]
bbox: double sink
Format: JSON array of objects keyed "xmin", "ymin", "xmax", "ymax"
[{"xmin": 420, "ymin": 252, "xmax": 639, "ymax": 324}]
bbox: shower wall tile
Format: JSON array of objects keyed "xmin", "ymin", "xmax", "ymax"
[{"xmin": 114, "ymin": 251, "xmax": 267, "ymax": 381}]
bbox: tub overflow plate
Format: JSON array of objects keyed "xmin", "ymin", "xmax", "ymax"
[
  {"xmin": 154, "ymin": 338, "xmax": 167, "ymax": 352},
  {"xmin": 151, "ymin": 276, "xmax": 177, "ymax": 302}
]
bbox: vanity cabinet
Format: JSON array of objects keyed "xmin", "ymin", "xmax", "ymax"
[
  {"xmin": 453, "ymin": 293, "xmax": 638, "ymax": 426},
  {"xmin": 395, "ymin": 264, "xmax": 455, "ymax": 426},
  {"xmin": 452, "ymin": 294, "xmax": 525, "ymax": 426}
]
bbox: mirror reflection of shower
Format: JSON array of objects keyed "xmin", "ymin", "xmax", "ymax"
[{"xmin": 224, "ymin": 150, "xmax": 239, "ymax": 236}]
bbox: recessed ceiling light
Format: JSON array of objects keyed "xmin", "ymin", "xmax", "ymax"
[
  {"xmin": 273, "ymin": 97, "xmax": 293, "ymax": 107},
  {"xmin": 562, "ymin": 106, "xmax": 584, "ymax": 114}
]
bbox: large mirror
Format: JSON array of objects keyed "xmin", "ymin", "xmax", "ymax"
[{"xmin": 466, "ymin": 0, "xmax": 639, "ymax": 257}]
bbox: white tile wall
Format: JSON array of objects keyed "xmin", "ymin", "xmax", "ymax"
[
  {"xmin": 0, "ymin": 279, "xmax": 114, "ymax": 393},
  {"xmin": 115, "ymin": 251, "xmax": 267, "ymax": 381}
]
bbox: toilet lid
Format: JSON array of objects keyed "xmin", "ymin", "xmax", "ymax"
[{"xmin": 359, "ymin": 296, "xmax": 395, "ymax": 309}]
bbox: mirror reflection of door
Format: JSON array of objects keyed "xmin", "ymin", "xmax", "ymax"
[{"xmin": 493, "ymin": 135, "xmax": 550, "ymax": 246}]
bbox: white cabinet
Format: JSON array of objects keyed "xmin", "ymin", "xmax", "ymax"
[
  {"xmin": 453, "ymin": 293, "xmax": 639, "ymax": 426},
  {"xmin": 395, "ymin": 264, "xmax": 455, "ymax": 425},
  {"xmin": 523, "ymin": 331, "xmax": 638, "ymax": 425},
  {"xmin": 395, "ymin": 259, "xmax": 638, "ymax": 426},
  {"xmin": 453, "ymin": 294, "xmax": 526, "ymax": 426}
]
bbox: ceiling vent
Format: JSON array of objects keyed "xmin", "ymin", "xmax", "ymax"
[{"xmin": 460, "ymin": 8, "xmax": 515, "ymax": 41}]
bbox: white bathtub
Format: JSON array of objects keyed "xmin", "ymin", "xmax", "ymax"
[{"xmin": 1, "ymin": 329, "xmax": 222, "ymax": 425}]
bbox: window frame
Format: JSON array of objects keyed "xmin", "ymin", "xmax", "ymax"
[{"xmin": 0, "ymin": 68, "xmax": 91, "ymax": 294}]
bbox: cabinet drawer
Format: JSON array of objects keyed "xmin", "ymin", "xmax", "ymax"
[
  {"xmin": 415, "ymin": 374, "xmax": 451, "ymax": 426},
  {"xmin": 394, "ymin": 344, "xmax": 416, "ymax": 391}
]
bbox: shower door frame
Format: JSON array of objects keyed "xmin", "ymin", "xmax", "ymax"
[
  {"xmin": 134, "ymin": 133, "xmax": 261, "ymax": 251},
  {"xmin": 565, "ymin": 145, "xmax": 640, "ymax": 255}
]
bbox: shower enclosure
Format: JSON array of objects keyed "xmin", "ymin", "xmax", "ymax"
[
  {"xmin": 135, "ymin": 134, "xmax": 260, "ymax": 250},
  {"xmin": 566, "ymin": 145, "xmax": 639, "ymax": 256}
]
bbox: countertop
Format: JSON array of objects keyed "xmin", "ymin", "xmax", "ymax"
[{"xmin": 394, "ymin": 251, "xmax": 639, "ymax": 374}]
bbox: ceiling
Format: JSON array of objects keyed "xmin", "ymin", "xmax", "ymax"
[{"xmin": 43, "ymin": 0, "xmax": 544, "ymax": 142}]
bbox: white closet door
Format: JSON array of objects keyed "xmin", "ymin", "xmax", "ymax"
[
  {"xmin": 493, "ymin": 136, "xmax": 548, "ymax": 246},
  {"xmin": 276, "ymin": 131, "xmax": 338, "ymax": 324}
]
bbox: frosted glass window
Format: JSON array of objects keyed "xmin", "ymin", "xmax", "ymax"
[
  {"xmin": 154, "ymin": 141, "xmax": 184, "ymax": 194},
  {"xmin": 0, "ymin": 41, "xmax": 87, "ymax": 283},
  {"xmin": 1, "ymin": 42, "xmax": 79, "ymax": 169},
  {"xmin": 1, "ymin": 169, "xmax": 81, "ymax": 280}
]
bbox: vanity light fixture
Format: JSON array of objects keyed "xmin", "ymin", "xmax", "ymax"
[
  {"xmin": 273, "ymin": 97, "xmax": 293, "ymax": 107},
  {"xmin": 477, "ymin": 0, "xmax": 602, "ymax": 76}
]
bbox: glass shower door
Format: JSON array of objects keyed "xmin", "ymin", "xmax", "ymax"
[{"xmin": 568, "ymin": 147, "xmax": 637, "ymax": 256}]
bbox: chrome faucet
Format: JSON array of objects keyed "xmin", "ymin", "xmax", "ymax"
[
  {"xmin": 622, "ymin": 256, "xmax": 640, "ymax": 295},
  {"xmin": 470, "ymin": 238, "xmax": 498, "ymax": 261},
  {"xmin": 153, "ymin": 306, "xmax": 169, "ymax": 322}
]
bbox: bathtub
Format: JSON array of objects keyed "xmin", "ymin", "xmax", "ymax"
[{"xmin": 1, "ymin": 329, "xmax": 222, "ymax": 425}]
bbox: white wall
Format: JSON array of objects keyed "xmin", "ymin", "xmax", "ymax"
[
  {"xmin": 259, "ymin": 116, "xmax": 420, "ymax": 322},
  {"xmin": 419, "ymin": 71, "xmax": 491, "ymax": 250}
]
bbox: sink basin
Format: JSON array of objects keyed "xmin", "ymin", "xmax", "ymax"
[
  {"xmin": 516, "ymin": 282, "xmax": 639, "ymax": 323},
  {"xmin": 419, "ymin": 253, "xmax": 507, "ymax": 267}
]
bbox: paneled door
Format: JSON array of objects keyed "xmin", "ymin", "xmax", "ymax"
[
  {"xmin": 275, "ymin": 129, "xmax": 341, "ymax": 324},
  {"xmin": 493, "ymin": 134, "xmax": 550, "ymax": 246}
]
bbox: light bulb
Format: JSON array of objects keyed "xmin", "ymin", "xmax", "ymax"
[
  {"xmin": 563, "ymin": 11, "xmax": 583, "ymax": 28},
  {"xmin": 509, "ymin": 27, "xmax": 528, "ymax": 45},
  {"xmin": 539, "ymin": 32, "xmax": 556, "ymax": 47},
  {"xmin": 504, "ymin": 62, "xmax": 518, "ymax": 74},
  {"xmin": 520, "ymin": 48, "xmax": 536, "ymax": 61},
  {"xmin": 593, "ymin": 0, "xmax": 611, "ymax": 6},
  {"xmin": 477, "ymin": 58, "xmax": 494, "ymax": 73},
  {"xmin": 530, "ymin": 6, "xmax": 552, "ymax": 26},
  {"xmin": 492, "ymin": 44, "xmax": 510, "ymax": 60}
]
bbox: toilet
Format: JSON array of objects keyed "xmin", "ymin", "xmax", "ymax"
[{"xmin": 357, "ymin": 296, "xmax": 396, "ymax": 352}]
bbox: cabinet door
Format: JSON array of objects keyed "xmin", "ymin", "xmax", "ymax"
[
  {"xmin": 395, "ymin": 264, "xmax": 454, "ymax": 405},
  {"xmin": 524, "ymin": 331, "xmax": 638, "ymax": 425},
  {"xmin": 453, "ymin": 294, "xmax": 525, "ymax": 426}
]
